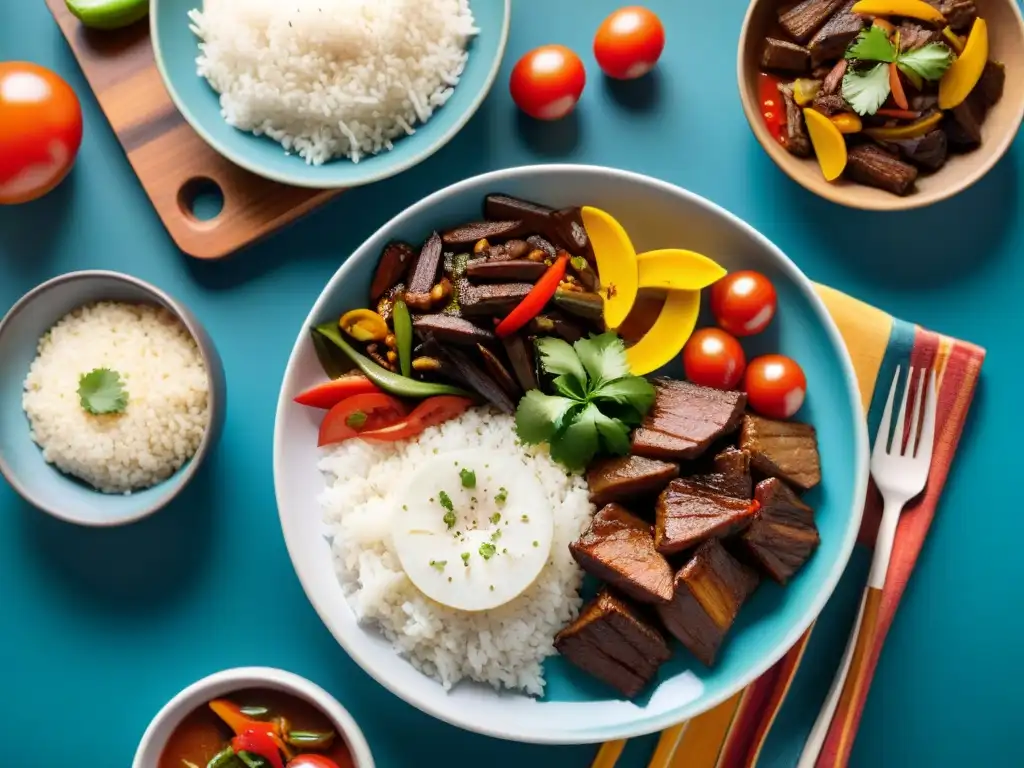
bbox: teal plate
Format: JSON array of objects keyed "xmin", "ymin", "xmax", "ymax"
[
  {"xmin": 151, "ymin": 0, "xmax": 510, "ymax": 188},
  {"xmin": 273, "ymin": 166, "xmax": 869, "ymax": 744}
]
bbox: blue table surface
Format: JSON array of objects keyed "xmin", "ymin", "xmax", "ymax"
[{"xmin": 2, "ymin": 1, "xmax": 1021, "ymax": 766}]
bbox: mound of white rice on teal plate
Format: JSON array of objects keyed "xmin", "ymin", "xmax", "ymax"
[
  {"xmin": 318, "ymin": 408, "xmax": 594, "ymax": 695},
  {"xmin": 22, "ymin": 302, "xmax": 210, "ymax": 495},
  {"xmin": 189, "ymin": 0, "xmax": 479, "ymax": 164}
]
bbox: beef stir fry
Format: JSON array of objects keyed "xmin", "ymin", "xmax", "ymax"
[{"xmin": 759, "ymin": 0, "xmax": 1004, "ymax": 195}]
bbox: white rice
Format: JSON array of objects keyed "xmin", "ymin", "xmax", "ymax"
[
  {"xmin": 318, "ymin": 408, "xmax": 594, "ymax": 695},
  {"xmin": 188, "ymin": 0, "xmax": 478, "ymax": 164},
  {"xmin": 22, "ymin": 302, "xmax": 210, "ymax": 495}
]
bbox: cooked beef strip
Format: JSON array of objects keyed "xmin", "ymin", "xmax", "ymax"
[
  {"xmin": 761, "ymin": 37, "xmax": 811, "ymax": 74},
  {"xmin": 656, "ymin": 539, "xmax": 760, "ymax": 667},
  {"xmin": 845, "ymin": 144, "xmax": 919, "ymax": 196},
  {"xmin": 886, "ymin": 129, "xmax": 949, "ymax": 172},
  {"xmin": 778, "ymin": 83, "xmax": 812, "ymax": 158},
  {"xmin": 974, "ymin": 61, "xmax": 1006, "ymax": 111},
  {"xmin": 778, "ymin": 0, "xmax": 848, "ymax": 44},
  {"xmin": 898, "ymin": 21, "xmax": 942, "ymax": 52},
  {"xmin": 690, "ymin": 448, "xmax": 754, "ymax": 500},
  {"xmin": 404, "ymin": 232, "xmax": 444, "ymax": 312},
  {"xmin": 442, "ymin": 220, "xmax": 530, "ymax": 246},
  {"xmin": 459, "ymin": 282, "xmax": 533, "ymax": 317},
  {"xmin": 632, "ymin": 379, "xmax": 747, "ymax": 461},
  {"xmin": 587, "ymin": 455, "xmax": 680, "ymax": 508},
  {"xmin": 945, "ymin": 100, "xmax": 983, "ymax": 149},
  {"xmin": 926, "ymin": 0, "xmax": 977, "ymax": 31},
  {"xmin": 808, "ymin": 1, "xmax": 865, "ymax": 67},
  {"xmin": 654, "ymin": 479, "xmax": 758, "ymax": 556},
  {"xmin": 412, "ymin": 315, "xmax": 495, "ymax": 345},
  {"xmin": 821, "ymin": 59, "xmax": 848, "ymax": 96},
  {"xmin": 812, "ymin": 93, "xmax": 849, "ymax": 116},
  {"xmin": 741, "ymin": 478, "xmax": 820, "ymax": 584},
  {"xmin": 739, "ymin": 414, "xmax": 822, "ymax": 491},
  {"xmin": 910, "ymin": 94, "xmax": 939, "ymax": 113},
  {"xmin": 555, "ymin": 589, "xmax": 671, "ymax": 698},
  {"xmin": 570, "ymin": 504, "xmax": 675, "ymax": 604}
]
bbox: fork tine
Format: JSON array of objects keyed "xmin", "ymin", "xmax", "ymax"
[
  {"xmin": 915, "ymin": 368, "xmax": 938, "ymax": 462},
  {"xmin": 906, "ymin": 367, "xmax": 927, "ymax": 456},
  {"xmin": 872, "ymin": 366, "xmax": 900, "ymax": 461},
  {"xmin": 892, "ymin": 367, "xmax": 914, "ymax": 456}
]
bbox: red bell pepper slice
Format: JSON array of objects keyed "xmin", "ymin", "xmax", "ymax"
[
  {"xmin": 294, "ymin": 374, "xmax": 381, "ymax": 409},
  {"xmin": 758, "ymin": 73, "xmax": 787, "ymax": 146},
  {"xmin": 232, "ymin": 727, "xmax": 285, "ymax": 768},
  {"xmin": 495, "ymin": 254, "xmax": 570, "ymax": 338}
]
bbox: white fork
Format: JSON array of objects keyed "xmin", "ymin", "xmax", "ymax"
[{"xmin": 797, "ymin": 366, "xmax": 938, "ymax": 768}]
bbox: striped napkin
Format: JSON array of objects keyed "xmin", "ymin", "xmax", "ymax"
[{"xmin": 598, "ymin": 284, "xmax": 985, "ymax": 768}]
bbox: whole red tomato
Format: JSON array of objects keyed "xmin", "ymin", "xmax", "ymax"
[
  {"xmin": 744, "ymin": 354, "xmax": 807, "ymax": 419},
  {"xmin": 683, "ymin": 328, "xmax": 746, "ymax": 390},
  {"xmin": 509, "ymin": 45, "xmax": 586, "ymax": 120},
  {"xmin": 710, "ymin": 270, "xmax": 778, "ymax": 337},
  {"xmin": 0, "ymin": 62, "xmax": 83, "ymax": 205},
  {"xmin": 594, "ymin": 6, "xmax": 666, "ymax": 80}
]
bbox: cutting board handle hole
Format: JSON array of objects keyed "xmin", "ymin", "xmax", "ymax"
[{"xmin": 179, "ymin": 177, "xmax": 224, "ymax": 223}]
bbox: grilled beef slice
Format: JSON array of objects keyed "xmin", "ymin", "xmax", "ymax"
[
  {"xmin": 778, "ymin": 83, "xmax": 813, "ymax": 158},
  {"xmin": 845, "ymin": 144, "xmax": 919, "ymax": 196},
  {"xmin": 974, "ymin": 61, "xmax": 1006, "ymax": 111},
  {"xmin": 812, "ymin": 93, "xmax": 849, "ymax": 116},
  {"xmin": 587, "ymin": 455, "xmax": 680, "ymax": 508},
  {"xmin": 945, "ymin": 62, "xmax": 1005, "ymax": 151},
  {"xmin": 741, "ymin": 478, "xmax": 820, "ymax": 584},
  {"xmin": 821, "ymin": 59, "xmax": 848, "ymax": 95},
  {"xmin": 654, "ymin": 479, "xmax": 759, "ymax": 556},
  {"xmin": 570, "ymin": 504, "xmax": 675, "ymax": 604},
  {"xmin": 656, "ymin": 539, "xmax": 760, "ymax": 666},
  {"xmin": 404, "ymin": 232, "xmax": 445, "ymax": 311},
  {"xmin": 808, "ymin": 1, "xmax": 865, "ymax": 67},
  {"xmin": 887, "ymin": 130, "xmax": 949, "ymax": 172},
  {"xmin": 898, "ymin": 22, "xmax": 941, "ymax": 51},
  {"xmin": 761, "ymin": 37, "xmax": 811, "ymax": 74},
  {"xmin": 778, "ymin": 0, "xmax": 848, "ymax": 44},
  {"xmin": 926, "ymin": 0, "xmax": 977, "ymax": 31},
  {"xmin": 632, "ymin": 379, "xmax": 747, "ymax": 461},
  {"xmin": 555, "ymin": 589, "xmax": 671, "ymax": 698},
  {"xmin": 690, "ymin": 448, "xmax": 754, "ymax": 500},
  {"xmin": 459, "ymin": 282, "xmax": 533, "ymax": 317},
  {"xmin": 442, "ymin": 220, "xmax": 529, "ymax": 246},
  {"xmin": 412, "ymin": 315, "xmax": 495, "ymax": 345},
  {"xmin": 739, "ymin": 414, "xmax": 822, "ymax": 491},
  {"xmin": 370, "ymin": 241, "xmax": 416, "ymax": 302}
]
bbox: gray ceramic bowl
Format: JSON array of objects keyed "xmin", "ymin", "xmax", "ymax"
[{"xmin": 0, "ymin": 271, "xmax": 226, "ymax": 526}]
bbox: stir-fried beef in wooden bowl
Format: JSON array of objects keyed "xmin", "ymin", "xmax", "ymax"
[{"xmin": 738, "ymin": 0, "xmax": 1024, "ymax": 210}]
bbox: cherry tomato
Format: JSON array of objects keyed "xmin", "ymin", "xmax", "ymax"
[
  {"xmin": 594, "ymin": 6, "xmax": 665, "ymax": 80},
  {"xmin": 710, "ymin": 271, "xmax": 778, "ymax": 337},
  {"xmin": 318, "ymin": 393, "xmax": 407, "ymax": 447},
  {"xmin": 0, "ymin": 62, "xmax": 83, "ymax": 205},
  {"xmin": 510, "ymin": 45, "xmax": 586, "ymax": 120},
  {"xmin": 287, "ymin": 757, "xmax": 342, "ymax": 768},
  {"xmin": 744, "ymin": 354, "xmax": 807, "ymax": 419},
  {"xmin": 683, "ymin": 328, "xmax": 747, "ymax": 390},
  {"xmin": 758, "ymin": 73, "xmax": 786, "ymax": 145},
  {"xmin": 359, "ymin": 395, "xmax": 474, "ymax": 444},
  {"xmin": 294, "ymin": 374, "xmax": 381, "ymax": 409}
]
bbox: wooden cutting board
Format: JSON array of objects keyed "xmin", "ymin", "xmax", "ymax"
[{"xmin": 44, "ymin": 2, "xmax": 342, "ymax": 260}]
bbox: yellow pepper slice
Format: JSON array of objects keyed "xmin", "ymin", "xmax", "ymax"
[
  {"xmin": 793, "ymin": 78, "xmax": 821, "ymax": 107},
  {"xmin": 830, "ymin": 113, "xmax": 863, "ymax": 134},
  {"xmin": 939, "ymin": 18, "xmax": 988, "ymax": 109},
  {"xmin": 580, "ymin": 206, "xmax": 639, "ymax": 330},
  {"xmin": 625, "ymin": 290, "xmax": 701, "ymax": 376},
  {"xmin": 850, "ymin": 0, "xmax": 946, "ymax": 24},
  {"xmin": 863, "ymin": 111, "xmax": 944, "ymax": 140},
  {"xmin": 636, "ymin": 249, "xmax": 726, "ymax": 291},
  {"xmin": 339, "ymin": 308, "xmax": 389, "ymax": 342},
  {"xmin": 804, "ymin": 108, "xmax": 848, "ymax": 182}
]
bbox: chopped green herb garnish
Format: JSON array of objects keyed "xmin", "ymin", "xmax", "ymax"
[
  {"xmin": 345, "ymin": 410, "xmax": 367, "ymax": 429},
  {"xmin": 430, "ymin": 560, "xmax": 447, "ymax": 572},
  {"xmin": 479, "ymin": 542, "xmax": 497, "ymax": 560},
  {"xmin": 521, "ymin": 514, "xmax": 529, "ymax": 522},
  {"xmin": 443, "ymin": 510, "xmax": 457, "ymax": 530},
  {"xmin": 460, "ymin": 468, "xmax": 477, "ymax": 488},
  {"xmin": 491, "ymin": 529, "xmax": 502, "ymax": 542},
  {"xmin": 490, "ymin": 512, "xmax": 501, "ymax": 524},
  {"xmin": 532, "ymin": 541, "xmax": 539, "ymax": 547},
  {"xmin": 502, "ymin": 548, "xmax": 508, "ymax": 554},
  {"xmin": 77, "ymin": 368, "xmax": 128, "ymax": 415},
  {"xmin": 448, "ymin": 576, "xmax": 453, "ymax": 582},
  {"xmin": 489, "ymin": 585, "xmax": 495, "ymax": 591},
  {"xmin": 461, "ymin": 552, "xmax": 470, "ymax": 565},
  {"xmin": 402, "ymin": 504, "xmax": 408, "ymax": 511},
  {"xmin": 438, "ymin": 491, "xmax": 453, "ymax": 512},
  {"xmin": 495, "ymin": 487, "xmax": 508, "ymax": 505}
]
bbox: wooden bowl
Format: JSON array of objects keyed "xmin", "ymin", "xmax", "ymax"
[{"xmin": 737, "ymin": 0, "xmax": 1024, "ymax": 210}]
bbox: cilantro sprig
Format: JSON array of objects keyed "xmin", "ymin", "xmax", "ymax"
[
  {"xmin": 514, "ymin": 333, "xmax": 655, "ymax": 471},
  {"xmin": 842, "ymin": 26, "xmax": 953, "ymax": 116},
  {"xmin": 77, "ymin": 368, "xmax": 128, "ymax": 415}
]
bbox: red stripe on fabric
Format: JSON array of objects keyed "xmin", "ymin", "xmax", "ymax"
[{"xmin": 818, "ymin": 336, "xmax": 984, "ymax": 768}]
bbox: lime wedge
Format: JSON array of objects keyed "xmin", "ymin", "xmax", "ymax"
[{"xmin": 65, "ymin": 0, "xmax": 149, "ymax": 30}]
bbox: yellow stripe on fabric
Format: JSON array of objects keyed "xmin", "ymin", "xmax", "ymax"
[
  {"xmin": 813, "ymin": 284, "xmax": 892, "ymax": 412},
  {"xmin": 935, "ymin": 335, "xmax": 953, "ymax": 386},
  {"xmin": 591, "ymin": 739, "xmax": 627, "ymax": 768},
  {"xmin": 648, "ymin": 723, "xmax": 689, "ymax": 768},
  {"xmin": 669, "ymin": 693, "xmax": 744, "ymax": 768}
]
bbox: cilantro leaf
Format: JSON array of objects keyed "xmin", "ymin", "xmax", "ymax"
[
  {"xmin": 515, "ymin": 390, "xmax": 579, "ymax": 444},
  {"xmin": 593, "ymin": 409, "xmax": 631, "ymax": 456},
  {"xmin": 459, "ymin": 468, "xmax": 476, "ymax": 488},
  {"xmin": 897, "ymin": 43, "xmax": 953, "ymax": 81},
  {"xmin": 535, "ymin": 337, "xmax": 587, "ymax": 386},
  {"xmin": 590, "ymin": 376, "xmax": 656, "ymax": 415},
  {"xmin": 842, "ymin": 63, "xmax": 891, "ymax": 116},
  {"xmin": 573, "ymin": 333, "xmax": 630, "ymax": 390},
  {"xmin": 845, "ymin": 27, "xmax": 895, "ymax": 63},
  {"xmin": 552, "ymin": 373, "xmax": 588, "ymax": 400},
  {"xmin": 77, "ymin": 368, "xmax": 128, "ymax": 415},
  {"xmin": 549, "ymin": 404, "xmax": 601, "ymax": 470}
]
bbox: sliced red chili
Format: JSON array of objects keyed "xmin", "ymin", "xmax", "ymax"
[{"xmin": 495, "ymin": 254, "xmax": 570, "ymax": 338}]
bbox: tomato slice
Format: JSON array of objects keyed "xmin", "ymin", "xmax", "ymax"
[
  {"xmin": 294, "ymin": 374, "xmax": 380, "ymax": 409},
  {"xmin": 359, "ymin": 396, "xmax": 475, "ymax": 444},
  {"xmin": 318, "ymin": 393, "xmax": 407, "ymax": 447}
]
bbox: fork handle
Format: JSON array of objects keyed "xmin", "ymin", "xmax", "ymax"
[{"xmin": 797, "ymin": 497, "xmax": 903, "ymax": 768}]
